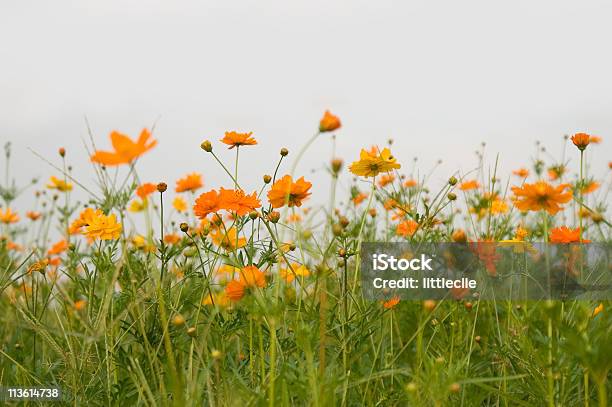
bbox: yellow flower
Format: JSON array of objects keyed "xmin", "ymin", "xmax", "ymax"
[
  {"xmin": 173, "ymin": 196, "xmax": 188, "ymax": 212},
  {"xmin": 128, "ymin": 199, "xmax": 147, "ymax": 213},
  {"xmin": 47, "ymin": 176, "xmax": 73, "ymax": 192},
  {"xmin": 279, "ymin": 263, "xmax": 310, "ymax": 283},
  {"xmin": 349, "ymin": 147, "xmax": 401, "ymax": 177},
  {"xmin": 0, "ymin": 208, "xmax": 19, "ymax": 224},
  {"xmin": 592, "ymin": 303, "xmax": 604, "ymax": 317},
  {"xmin": 84, "ymin": 212, "xmax": 122, "ymax": 240},
  {"xmin": 211, "ymin": 227, "xmax": 246, "ymax": 251},
  {"xmin": 490, "ymin": 199, "xmax": 509, "ymax": 215}
]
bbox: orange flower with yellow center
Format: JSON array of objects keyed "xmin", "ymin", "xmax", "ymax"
[
  {"xmin": 193, "ymin": 190, "xmax": 222, "ymax": 219},
  {"xmin": 511, "ymin": 181, "xmax": 572, "ymax": 215},
  {"xmin": 571, "ymin": 133, "xmax": 590, "ymax": 150},
  {"xmin": 319, "ymin": 110, "xmax": 341, "ymax": 132},
  {"xmin": 349, "ymin": 148, "xmax": 401, "ymax": 177},
  {"xmin": 220, "ymin": 131, "xmax": 257, "ymax": 149},
  {"xmin": 47, "ymin": 176, "xmax": 73, "ymax": 192},
  {"xmin": 91, "ymin": 128, "xmax": 156, "ymax": 166},
  {"xmin": 175, "ymin": 173, "xmax": 203, "ymax": 193},
  {"xmin": 267, "ymin": 175, "xmax": 312, "ymax": 208},
  {"xmin": 0, "ymin": 208, "xmax": 19, "ymax": 224}
]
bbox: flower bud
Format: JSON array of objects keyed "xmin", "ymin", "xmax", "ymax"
[
  {"xmin": 447, "ymin": 192, "xmax": 457, "ymax": 201},
  {"xmin": 200, "ymin": 140, "xmax": 213, "ymax": 152},
  {"xmin": 249, "ymin": 210, "xmax": 259, "ymax": 220},
  {"xmin": 59, "ymin": 147, "xmax": 66, "ymax": 157},
  {"xmin": 449, "ymin": 383, "xmax": 461, "ymax": 393},
  {"xmin": 452, "ymin": 229, "xmax": 467, "ymax": 243},
  {"xmin": 157, "ymin": 182, "xmax": 167, "ymax": 193},
  {"xmin": 331, "ymin": 158, "xmax": 343, "ymax": 174},
  {"xmin": 423, "ymin": 300, "xmax": 436, "ymax": 312},
  {"xmin": 172, "ymin": 314, "xmax": 186, "ymax": 327},
  {"xmin": 280, "ymin": 148, "xmax": 289, "ymax": 157},
  {"xmin": 448, "ymin": 176, "xmax": 457, "ymax": 186},
  {"xmin": 180, "ymin": 223, "xmax": 189, "ymax": 233},
  {"xmin": 338, "ymin": 248, "xmax": 347, "ymax": 258},
  {"xmin": 268, "ymin": 211, "xmax": 281, "ymax": 223},
  {"xmin": 263, "ymin": 175, "xmax": 272, "ymax": 184},
  {"xmin": 332, "ymin": 224, "xmax": 343, "ymax": 236},
  {"xmin": 187, "ymin": 327, "xmax": 197, "ymax": 337}
]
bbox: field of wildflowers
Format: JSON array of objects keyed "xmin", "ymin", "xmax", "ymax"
[{"xmin": 0, "ymin": 111, "xmax": 610, "ymax": 406}]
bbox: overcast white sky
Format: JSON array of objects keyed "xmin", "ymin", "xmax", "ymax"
[{"xmin": 1, "ymin": 0, "xmax": 611, "ymax": 212}]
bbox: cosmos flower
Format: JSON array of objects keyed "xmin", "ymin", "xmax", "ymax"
[
  {"xmin": 396, "ymin": 220, "xmax": 418, "ymax": 237},
  {"xmin": 549, "ymin": 226, "xmax": 589, "ymax": 243},
  {"xmin": 47, "ymin": 176, "xmax": 73, "ymax": 192},
  {"xmin": 319, "ymin": 110, "xmax": 341, "ymax": 132},
  {"xmin": 225, "ymin": 265, "xmax": 267, "ymax": 301},
  {"xmin": 211, "ymin": 227, "xmax": 247, "ymax": 251},
  {"xmin": 173, "ymin": 196, "xmax": 188, "ymax": 212},
  {"xmin": 175, "ymin": 172, "xmax": 203, "ymax": 193},
  {"xmin": 220, "ymin": 131, "xmax": 257, "ymax": 149},
  {"xmin": 26, "ymin": 211, "xmax": 42, "ymax": 221},
  {"xmin": 0, "ymin": 208, "xmax": 19, "ymax": 224},
  {"xmin": 48, "ymin": 239, "xmax": 68, "ymax": 255},
  {"xmin": 279, "ymin": 263, "xmax": 310, "ymax": 283},
  {"xmin": 459, "ymin": 180, "xmax": 479, "ymax": 191},
  {"xmin": 571, "ymin": 133, "xmax": 590, "ymax": 151},
  {"xmin": 91, "ymin": 128, "xmax": 156, "ymax": 166},
  {"xmin": 83, "ymin": 211, "xmax": 122, "ymax": 240},
  {"xmin": 377, "ymin": 174, "xmax": 395, "ymax": 187},
  {"xmin": 382, "ymin": 296, "xmax": 400, "ymax": 310},
  {"xmin": 267, "ymin": 175, "xmax": 312, "ymax": 208},
  {"xmin": 512, "ymin": 168, "xmax": 529, "ymax": 178},
  {"xmin": 349, "ymin": 148, "xmax": 401, "ymax": 177},
  {"xmin": 219, "ymin": 188, "xmax": 261, "ymax": 215},
  {"xmin": 511, "ymin": 181, "xmax": 572, "ymax": 215}
]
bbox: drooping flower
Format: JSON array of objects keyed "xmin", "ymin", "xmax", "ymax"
[
  {"xmin": 0, "ymin": 208, "xmax": 19, "ymax": 224},
  {"xmin": 26, "ymin": 211, "xmax": 42, "ymax": 221},
  {"xmin": 220, "ymin": 131, "xmax": 257, "ymax": 149},
  {"xmin": 511, "ymin": 181, "xmax": 572, "ymax": 215},
  {"xmin": 349, "ymin": 148, "xmax": 401, "ymax": 177},
  {"xmin": 459, "ymin": 180, "xmax": 479, "ymax": 191},
  {"xmin": 47, "ymin": 176, "xmax": 73, "ymax": 192},
  {"xmin": 571, "ymin": 133, "xmax": 591, "ymax": 151},
  {"xmin": 175, "ymin": 173, "xmax": 203, "ymax": 193},
  {"xmin": 267, "ymin": 175, "xmax": 312, "ymax": 208},
  {"xmin": 319, "ymin": 110, "xmax": 341, "ymax": 132},
  {"xmin": 83, "ymin": 212, "xmax": 122, "ymax": 240},
  {"xmin": 136, "ymin": 183, "xmax": 156, "ymax": 200},
  {"xmin": 549, "ymin": 226, "xmax": 589, "ymax": 243},
  {"xmin": 48, "ymin": 239, "xmax": 69, "ymax": 255},
  {"xmin": 172, "ymin": 196, "xmax": 188, "ymax": 212},
  {"xmin": 91, "ymin": 128, "xmax": 156, "ymax": 166}
]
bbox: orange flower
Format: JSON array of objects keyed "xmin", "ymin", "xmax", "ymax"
[
  {"xmin": 571, "ymin": 133, "xmax": 590, "ymax": 151},
  {"xmin": 396, "ymin": 220, "xmax": 418, "ymax": 237},
  {"xmin": 451, "ymin": 229, "xmax": 467, "ymax": 243},
  {"xmin": 194, "ymin": 190, "xmax": 222, "ymax": 219},
  {"xmin": 581, "ymin": 181, "xmax": 600, "ymax": 195},
  {"xmin": 26, "ymin": 211, "xmax": 42, "ymax": 221},
  {"xmin": 164, "ymin": 233, "xmax": 181, "ymax": 245},
  {"xmin": 382, "ymin": 296, "xmax": 400, "ymax": 310},
  {"xmin": 136, "ymin": 183, "xmax": 157, "ymax": 200},
  {"xmin": 176, "ymin": 173, "xmax": 203, "ymax": 193},
  {"xmin": 267, "ymin": 175, "xmax": 312, "ymax": 208},
  {"xmin": 279, "ymin": 263, "xmax": 310, "ymax": 283},
  {"xmin": 490, "ymin": 199, "xmax": 509, "ymax": 214},
  {"xmin": 512, "ymin": 168, "xmax": 529, "ymax": 178},
  {"xmin": 592, "ymin": 303, "xmax": 604, "ymax": 317},
  {"xmin": 515, "ymin": 227, "xmax": 529, "ymax": 241},
  {"xmin": 352, "ymin": 192, "xmax": 368, "ymax": 206},
  {"xmin": 403, "ymin": 179, "xmax": 418, "ymax": 188},
  {"xmin": 377, "ymin": 174, "xmax": 395, "ymax": 187},
  {"xmin": 219, "ymin": 188, "xmax": 262, "ymax": 215},
  {"xmin": 548, "ymin": 165, "xmax": 566, "ymax": 181},
  {"xmin": 0, "ymin": 208, "xmax": 19, "ymax": 224},
  {"xmin": 220, "ymin": 131, "xmax": 257, "ymax": 149},
  {"xmin": 511, "ymin": 181, "xmax": 572, "ymax": 215},
  {"xmin": 319, "ymin": 110, "xmax": 341, "ymax": 132},
  {"xmin": 549, "ymin": 226, "xmax": 589, "ymax": 243},
  {"xmin": 91, "ymin": 128, "xmax": 156, "ymax": 166},
  {"xmin": 225, "ymin": 265, "xmax": 267, "ymax": 301},
  {"xmin": 589, "ymin": 135, "xmax": 602, "ymax": 144},
  {"xmin": 459, "ymin": 180, "xmax": 479, "ymax": 191},
  {"xmin": 48, "ymin": 239, "xmax": 68, "ymax": 255}
]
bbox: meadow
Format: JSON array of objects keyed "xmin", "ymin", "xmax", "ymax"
[{"xmin": 0, "ymin": 112, "xmax": 610, "ymax": 406}]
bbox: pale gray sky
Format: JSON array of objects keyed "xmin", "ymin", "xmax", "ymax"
[{"xmin": 1, "ymin": 0, "xmax": 611, "ymax": 213}]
